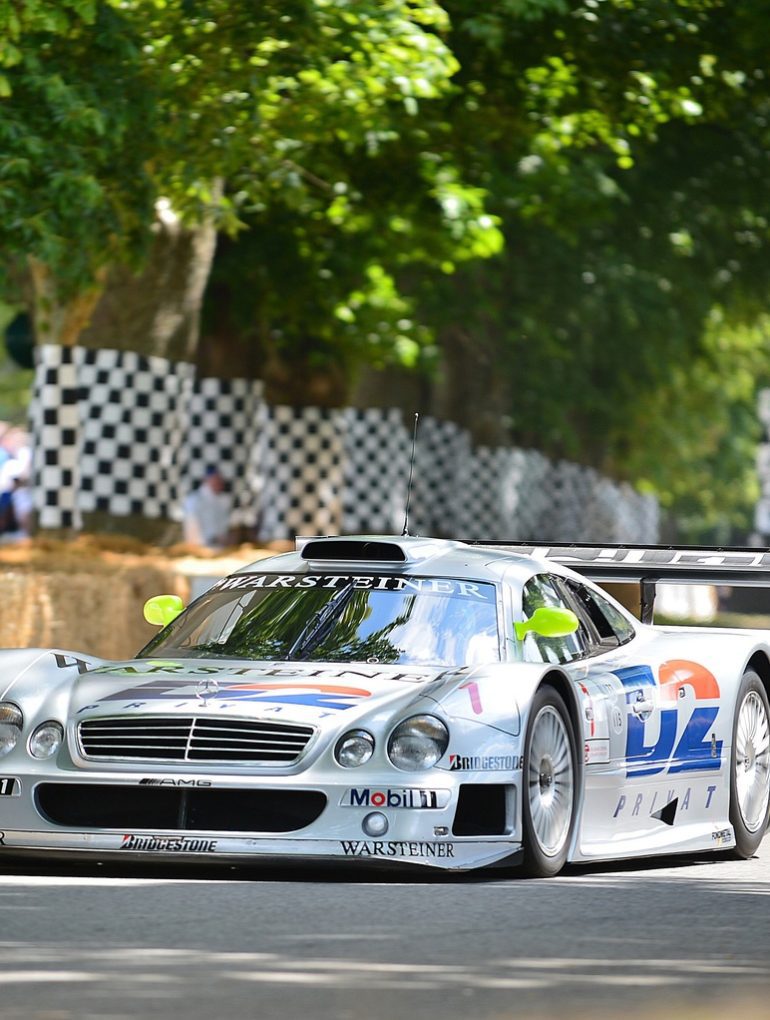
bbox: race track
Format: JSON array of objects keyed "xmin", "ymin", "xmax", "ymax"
[{"xmin": 1, "ymin": 844, "xmax": 770, "ymax": 1020}]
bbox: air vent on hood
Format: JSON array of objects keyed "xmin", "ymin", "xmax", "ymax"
[{"xmin": 301, "ymin": 539, "xmax": 407, "ymax": 562}]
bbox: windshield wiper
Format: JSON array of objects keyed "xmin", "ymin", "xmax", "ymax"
[{"xmin": 286, "ymin": 582, "xmax": 356, "ymax": 661}]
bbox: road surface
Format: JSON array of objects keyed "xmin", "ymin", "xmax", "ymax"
[{"xmin": 1, "ymin": 845, "xmax": 769, "ymax": 1019}]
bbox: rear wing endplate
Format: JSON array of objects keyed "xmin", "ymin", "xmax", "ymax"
[{"xmin": 465, "ymin": 542, "xmax": 770, "ymax": 623}]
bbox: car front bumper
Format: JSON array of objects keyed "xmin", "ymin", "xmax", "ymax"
[{"xmin": 0, "ymin": 768, "xmax": 522, "ymax": 871}]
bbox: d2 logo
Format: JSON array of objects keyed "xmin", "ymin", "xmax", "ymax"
[{"xmin": 613, "ymin": 661, "xmax": 722, "ymax": 776}]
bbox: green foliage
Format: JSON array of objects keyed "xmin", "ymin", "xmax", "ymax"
[
  {"xmin": 622, "ymin": 314, "xmax": 770, "ymax": 539},
  {"xmin": 0, "ymin": 303, "xmax": 33, "ymax": 423},
  {"xmin": 3, "ymin": 0, "xmax": 770, "ymax": 537},
  {"xmin": 0, "ymin": 3, "xmax": 158, "ymax": 293},
  {"xmin": 0, "ymin": 0, "xmax": 474, "ymax": 300},
  {"xmin": 410, "ymin": 0, "xmax": 770, "ymax": 537}
]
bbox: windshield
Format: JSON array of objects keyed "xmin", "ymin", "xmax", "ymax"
[{"xmin": 140, "ymin": 574, "xmax": 500, "ymax": 668}]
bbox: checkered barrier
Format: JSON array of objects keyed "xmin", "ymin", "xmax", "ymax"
[
  {"xmin": 182, "ymin": 377, "xmax": 266, "ymax": 528},
  {"xmin": 77, "ymin": 347, "xmax": 193, "ymax": 520},
  {"xmin": 258, "ymin": 406, "xmax": 346, "ymax": 541},
  {"xmin": 30, "ymin": 344, "xmax": 660, "ymax": 542},
  {"xmin": 341, "ymin": 408, "xmax": 412, "ymax": 535},
  {"xmin": 32, "ymin": 345, "xmax": 265, "ymax": 531},
  {"xmin": 32, "ymin": 345, "xmax": 84, "ymax": 530}
]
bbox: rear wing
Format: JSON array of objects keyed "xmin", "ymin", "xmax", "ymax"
[{"xmin": 465, "ymin": 542, "xmax": 770, "ymax": 623}]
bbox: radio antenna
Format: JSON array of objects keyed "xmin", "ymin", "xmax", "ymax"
[{"xmin": 401, "ymin": 412, "xmax": 420, "ymax": 537}]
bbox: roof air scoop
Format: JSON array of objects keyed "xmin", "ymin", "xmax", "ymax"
[{"xmin": 300, "ymin": 539, "xmax": 407, "ymax": 563}]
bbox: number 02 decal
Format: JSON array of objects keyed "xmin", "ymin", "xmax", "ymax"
[{"xmin": 613, "ymin": 661, "xmax": 723, "ymax": 776}]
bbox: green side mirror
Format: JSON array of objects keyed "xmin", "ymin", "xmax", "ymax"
[
  {"xmin": 514, "ymin": 606, "xmax": 580, "ymax": 641},
  {"xmin": 143, "ymin": 594, "xmax": 185, "ymax": 628}
]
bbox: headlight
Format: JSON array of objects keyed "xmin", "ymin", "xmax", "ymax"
[
  {"xmin": 28, "ymin": 721, "xmax": 64, "ymax": 760},
  {"xmin": 0, "ymin": 704, "xmax": 23, "ymax": 757},
  {"xmin": 335, "ymin": 730, "xmax": 375, "ymax": 768},
  {"xmin": 387, "ymin": 714, "xmax": 449, "ymax": 771}
]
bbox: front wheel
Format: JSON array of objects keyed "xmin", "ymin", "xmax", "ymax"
[
  {"xmin": 730, "ymin": 670, "xmax": 770, "ymax": 859},
  {"xmin": 521, "ymin": 686, "xmax": 577, "ymax": 877}
]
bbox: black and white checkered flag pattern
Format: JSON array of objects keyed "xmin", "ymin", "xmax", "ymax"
[{"xmin": 30, "ymin": 344, "xmax": 660, "ymax": 543}]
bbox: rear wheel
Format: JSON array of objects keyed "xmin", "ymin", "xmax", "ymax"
[
  {"xmin": 730, "ymin": 670, "xmax": 770, "ymax": 858},
  {"xmin": 521, "ymin": 686, "xmax": 577, "ymax": 877}
]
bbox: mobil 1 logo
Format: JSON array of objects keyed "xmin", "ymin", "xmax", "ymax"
[{"xmin": 341, "ymin": 787, "xmax": 450, "ymax": 809}]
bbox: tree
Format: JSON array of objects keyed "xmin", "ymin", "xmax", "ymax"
[
  {"xmin": 0, "ymin": 0, "xmax": 482, "ymax": 355},
  {"xmin": 409, "ymin": 0, "xmax": 770, "ymax": 531}
]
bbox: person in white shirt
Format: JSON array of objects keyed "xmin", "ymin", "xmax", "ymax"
[{"xmin": 182, "ymin": 467, "xmax": 231, "ymax": 549}]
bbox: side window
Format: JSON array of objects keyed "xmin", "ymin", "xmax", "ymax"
[
  {"xmin": 565, "ymin": 581, "xmax": 636, "ymax": 649},
  {"xmin": 521, "ymin": 574, "xmax": 591, "ymax": 664}
]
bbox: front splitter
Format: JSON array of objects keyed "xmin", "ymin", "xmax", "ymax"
[{"xmin": 0, "ymin": 829, "xmax": 522, "ymax": 872}]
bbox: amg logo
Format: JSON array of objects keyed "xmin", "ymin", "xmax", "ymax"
[
  {"xmin": 340, "ymin": 841, "xmax": 455, "ymax": 858},
  {"xmin": 343, "ymin": 788, "xmax": 446, "ymax": 809},
  {"xmin": 120, "ymin": 835, "xmax": 218, "ymax": 852},
  {"xmin": 139, "ymin": 779, "xmax": 213, "ymax": 787}
]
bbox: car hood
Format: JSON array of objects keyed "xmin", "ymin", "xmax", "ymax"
[{"xmin": 72, "ymin": 658, "xmax": 447, "ymax": 727}]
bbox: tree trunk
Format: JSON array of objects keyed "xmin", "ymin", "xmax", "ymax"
[
  {"xmin": 262, "ymin": 348, "xmax": 350, "ymax": 408},
  {"xmin": 28, "ymin": 210, "xmax": 219, "ymax": 538},
  {"xmin": 433, "ymin": 323, "xmax": 512, "ymax": 447},
  {"xmin": 78, "ymin": 216, "xmax": 217, "ymax": 361},
  {"xmin": 28, "ymin": 259, "xmax": 106, "ymax": 347}
]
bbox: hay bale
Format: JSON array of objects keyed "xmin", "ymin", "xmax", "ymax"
[
  {"xmin": 0, "ymin": 565, "xmax": 188, "ymax": 659},
  {"xmin": 0, "ymin": 539, "xmax": 271, "ymax": 660}
]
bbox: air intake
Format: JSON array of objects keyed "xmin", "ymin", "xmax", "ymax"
[{"xmin": 301, "ymin": 540, "xmax": 407, "ymax": 562}]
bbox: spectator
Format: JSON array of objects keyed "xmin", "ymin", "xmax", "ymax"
[
  {"xmin": 0, "ymin": 462, "xmax": 32, "ymax": 541},
  {"xmin": 183, "ymin": 467, "xmax": 231, "ymax": 550},
  {"xmin": 10, "ymin": 471, "xmax": 33, "ymax": 536},
  {"xmin": 0, "ymin": 423, "xmax": 10, "ymax": 473}
]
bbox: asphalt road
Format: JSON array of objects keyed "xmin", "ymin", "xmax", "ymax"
[{"xmin": 1, "ymin": 844, "xmax": 770, "ymax": 1020}]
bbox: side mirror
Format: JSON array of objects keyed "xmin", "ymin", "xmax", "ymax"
[
  {"xmin": 143, "ymin": 594, "xmax": 185, "ymax": 628},
  {"xmin": 514, "ymin": 606, "xmax": 579, "ymax": 641}
]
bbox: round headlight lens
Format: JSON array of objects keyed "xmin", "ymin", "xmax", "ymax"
[
  {"xmin": 335, "ymin": 729, "xmax": 375, "ymax": 768},
  {"xmin": 387, "ymin": 714, "xmax": 449, "ymax": 771},
  {"xmin": 0, "ymin": 704, "xmax": 23, "ymax": 758},
  {"xmin": 28, "ymin": 721, "xmax": 64, "ymax": 760}
]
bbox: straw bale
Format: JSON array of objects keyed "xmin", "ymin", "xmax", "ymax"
[
  {"xmin": 0, "ymin": 564, "xmax": 187, "ymax": 659},
  {"xmin": 0, "ymin": 539, "xmax": 270, "ymax": 660}
]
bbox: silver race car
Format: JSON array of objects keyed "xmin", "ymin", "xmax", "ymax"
[{"xmin": 0, "ymin": 536, "xmax": 769, "ymax": 876}]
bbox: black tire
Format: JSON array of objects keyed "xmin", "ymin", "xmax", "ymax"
[
  {"xmin": 730, "ymin": 670, "xmax": 770, "ymax": 859},
  {"xmin": 521, "ymin": 686, "xmax": 578, "ymax": 878}
]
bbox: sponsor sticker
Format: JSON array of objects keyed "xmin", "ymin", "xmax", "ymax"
[
  {"xmin": 214, "ymin": 574, "xmax": 494, "ymax": 602},
  {"xmin": 97, "ymin": 675, "xmax": 372, "ymax": 712},
  {"xmin": 340, "ymin": 840, "xmax": 455, "ymax": 858},
  {"xmin": 448, "ymin": 754, "xmax": 522, "ymax": 771},
  {"xmin": 613, "ymin": 661, "xmax": 723, "ymax": 777},
  {"xmin": 120, "ymin": 834, "xmax": 218, "ymax": 852},
  {"xmin": 341, "ymin": 788, "xmax": 449, "ymax": 809},
  {"xmin": 613, "ymin": 783, "xmax": 717, "ymax": 819},
  {"xmin": 712, "ymin": 828, "xmax": 732, "ymax": 846},
  {"xmin": 0, "ymin": 778, "xmax": 20, "ymax": 797},
  {"xmin": 53, "ymin": 653, "xmax": 91, "ymax": 674},
  {"xmin": 584, "ymin": 740, "xmax": 610, "ymax": 765}
]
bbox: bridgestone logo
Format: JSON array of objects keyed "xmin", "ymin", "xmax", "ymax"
[
  {"xmin": 120, "ymin": 835, "xmax": 218, "ymax": 853},
  {"xmin": 340, "ymin": 841, "xmax": 454, "ymax": 858},
  {"xmin": 449, "ymin": 754, "xmax": 523, "ymax": 771}
]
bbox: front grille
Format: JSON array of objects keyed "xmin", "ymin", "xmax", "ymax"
[
  {"xmin": 36, "ymin": 784, "xmax": 327, "ymax": 832},
  {"xmin": 78, "ymin": 716, "xmax": 315, "ymax": 765}
]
